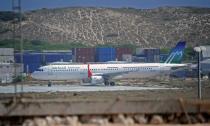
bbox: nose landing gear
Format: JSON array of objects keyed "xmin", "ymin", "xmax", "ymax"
[{"xmin": 104, "ymin": 80, "xmax": 115, "ymax": 86}]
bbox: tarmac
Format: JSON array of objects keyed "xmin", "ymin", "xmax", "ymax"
[{"xmin": 0, "ymin": 83, "xmax": 180, "ymax": 93}]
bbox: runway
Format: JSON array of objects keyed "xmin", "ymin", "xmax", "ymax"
[{"xmin": 0, "ymin": 84, "xmax": 180, "ymax": 93}]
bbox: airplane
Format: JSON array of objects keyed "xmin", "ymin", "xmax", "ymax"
[{"xmin": 31, "ymin": 41, "xmax": 187, "ymax": 86}]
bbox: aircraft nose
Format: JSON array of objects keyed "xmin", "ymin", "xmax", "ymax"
[{"xmin": 31, "ymin": 72, "xmax": 38, "ymax": 79}]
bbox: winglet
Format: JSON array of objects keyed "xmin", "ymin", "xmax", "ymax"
[{"xmin": 88, "ymin": 64, "xmax": 92, "ymax": 78}]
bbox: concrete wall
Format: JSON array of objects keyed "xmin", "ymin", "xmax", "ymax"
[
  {"xmin": 0, "ymin": 63, "xmax": 23, "ymax": 83},
  {"xmin": 201, "ymin": 46, "xmax": 210, "ymax": 59},
  {"xmin": 0, "ymin": 48, "xmax": 14, "ymax": 63}
]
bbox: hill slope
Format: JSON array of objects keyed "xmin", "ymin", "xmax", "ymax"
[{"xmin": 0, "ymin": 7, "xmax": 210, "ymax": 48}]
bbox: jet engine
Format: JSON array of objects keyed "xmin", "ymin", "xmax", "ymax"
[{"xmin": 91, "ymin": 76, "xmax": 104, "ymax": 84}]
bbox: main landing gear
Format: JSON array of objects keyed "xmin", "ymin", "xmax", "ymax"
[
  {"xmin": 48, "ymin": 81, "xmax": 52, "ymax": 87},
  {"xmin": 104, "ymin": 80, "xmax": 115, "ymax": 86}
]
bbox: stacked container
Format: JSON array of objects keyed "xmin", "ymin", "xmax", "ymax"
[
  {"xmin": 144, "ymin": 48, "xmax": 160, "ymax": 63},
  {"xmin": 132, "ymin": 56, "xmax": 146, "ymax": 62},
  {"xmin": 15, "ymin": 51, "xmax": 72, "ymax": 73},
  {"xmin": 116, "ymin": 48, "xmax": 132, "ymax": 61},
  {"xmin": 15, "ymin": 52, "xmax": 42, "ymax": 73},
  {"xmin": 135, "ymin": 48, "xmax": 160, "ymax": 63},
  {"xmin": 122, "ymin": 54, "xmax": 132, "ymax": 62},
  {"xmin": 72, "ymin": 48, "xmax": 95, "ymax": 63},
  {"xmin": 96, "ymin": 47, "xmax": 116, "ymax": 62},
  {"xmin": 135, "ymin": 48, "xmax": 146, "ymax": 63},
  {"xmin": 43, "ymin": 52, "xmax": 72, "ymax": 64},
  {"xmin": 135, "ymin": 48, "xmax": 145, "ymax": 57},
  {"xmin": 160, "ymin": 54, "xmax": 168, "ymax": 63}
]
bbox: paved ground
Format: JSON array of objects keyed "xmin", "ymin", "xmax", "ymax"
[
  {"xmin": 0, "ymin": 79, "xmax": 209, "ymax": 100},
  {"xmin": 0, "ymin": 84, "xmax": 180, "ymax": 93}
]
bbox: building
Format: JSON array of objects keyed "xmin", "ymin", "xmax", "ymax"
[
  {"xmin": 0, "ymin": 48, "xmax": 14, "ymax": 63},
  {"xmin": 0, "ymin": 48, "xmax": 23, "ymax": 83},
  {"xmin": 201, "ymin": 46, "xmax": 210, "ymax": 60},
  {"xmin": 0, "ymin": 63, "xmax": 23, "ymax": 83},
  {"xmin": 201, "ymin": 59, "xmax": 210, "ymax": 78}
]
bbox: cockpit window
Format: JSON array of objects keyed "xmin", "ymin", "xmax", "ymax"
[{"xmin": 37, "ymin": 68, "xmax": 43, "ymax": 71}]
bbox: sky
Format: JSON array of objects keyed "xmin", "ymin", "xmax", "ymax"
[{"xmin": 1, "ymin": 0, "xmax": 210, "ymax": 11}]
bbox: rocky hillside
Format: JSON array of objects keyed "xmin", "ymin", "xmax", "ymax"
[{"xmin": 0, "ymin": 7, "xmax": 210, "ymax": 48}]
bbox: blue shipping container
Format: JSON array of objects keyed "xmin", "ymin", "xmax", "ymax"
[
  {"xmin": 96, "ymin": 48, "xmax": 116, "ymax": 62},
  {"xmin": 160, "ymin": 54, "xmax": 168, "ymax": 63},
  {"xmin": 24, "ymin": 53, "xmax": 42, "ymax": 63},
  {"xmin": 15, "ymin": 53, "xmax": 42, "ymax": 63},
  {"xmin": 44, "ymin": 53, "xmax": 72, "ymax": 63},
  {"xmin": 15, "ymin": 52, "xmax": 72, "ymax": 73},
  {"xmin": 24, "ymin": 63, "xmax": 41, "ymax": 73}
]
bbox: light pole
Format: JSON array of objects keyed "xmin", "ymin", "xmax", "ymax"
[{"xmin": 194, "ymin": 46, "xmax": 206, "ymax": 99}]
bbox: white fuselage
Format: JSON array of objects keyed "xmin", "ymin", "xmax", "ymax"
[{"xmin": 31, "ymin": 63, "xmax": 185, "ymax": 81}]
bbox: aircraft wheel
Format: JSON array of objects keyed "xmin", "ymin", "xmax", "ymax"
[
  {"xmin": 48, "ymin": 81, "xmax": 52, "ymax": 87},
  {"xmin": 104, "ymin": 81, "xmax": 109, "ymax": 86},
  {"xmin": 110, "ymin": 82, "xmax": 115, "ymax": 86}
]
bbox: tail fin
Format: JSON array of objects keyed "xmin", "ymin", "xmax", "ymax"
[
  {"xmin": 164, "ymin": 41, "xmax": 186, "ymax": 64},
  {"xmin": 88, "ymin": 64, "xmax": 92, "ymax": 78}
]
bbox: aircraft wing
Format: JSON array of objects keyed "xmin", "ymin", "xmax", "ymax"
[
  {"xmin": 170, "ymin": 63, "xmax": 189, "ymax": 72},
  {"xmin": 92, "ymin": 70, "xmax": 137, "ymax": 80}
]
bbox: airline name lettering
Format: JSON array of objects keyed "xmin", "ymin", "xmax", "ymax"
[
  {"xmin": 52, "ymin": 66, "xmax": 80, "ymax": 69},
  {"xmin": 52, "ymin": 66, "xmax": 66, "ymax": 69}
]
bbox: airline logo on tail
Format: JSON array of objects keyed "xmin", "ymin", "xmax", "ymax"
[{"xmin": 165, "ymin": 41, "xmax": 186, "ymax": 64}]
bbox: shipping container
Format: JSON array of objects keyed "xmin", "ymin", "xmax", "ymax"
[
  {"xmin": 116, "ymin": 48, "xmax": 132, "ymax": 61},
  {"xmin": 144, "ymin": 48, "xmax": 160, "ymax": 55},
  {"xmin": 42, "ymin": 50, "xmax": 72, "ymax": 64},
  {"xmin": 24, "ymin": 63, "xmax": 41, "ymax": 73},
  {"xmin": 44, "ymin": 53, "xmax": 72, "ymax": 63},
  {"xmin": 132, "ymin": 56, "xmax": 146, "ymax": 62},
  {"xmin": 135, "ymin": 48, "xmax": 145, "ymax": 56},
  {"xmin": 122, "ymin": 54, "xmax": 132, "ymax": 62},
  {"xmin": 144, "ymin": 48, "xmax": 160, "ymax": 63},
  {"xmin": 154, "ymin": 55, "xmax": 160, "ymax": 63},
  {"xmin": 160, "ymin": 54, "xmax": 168, "ymax": 63},
  {"xmin": 96, "ymin": 55, "xmax": 115, "ymax": 62},
  {"xmin": 15, "ymin": 50, "xmax": 72, "ymax": 73},
  {"xmin": 72, "ymin": 48, "xmax": 95, "ymax": 63},
  {"xmin": 96, "ymin": 47, "xmax": 116, "ymax": 62},
  {"xmin": 43, "ymin": 50, "xmax": 72, "ymax": 53},
  {"xmin": 15, "ymin": 53, "xmax": 42, "ymax": 63},
  {"xmin": 15, "ymin": 51, "xmax": 72, "ymax": 73}
]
